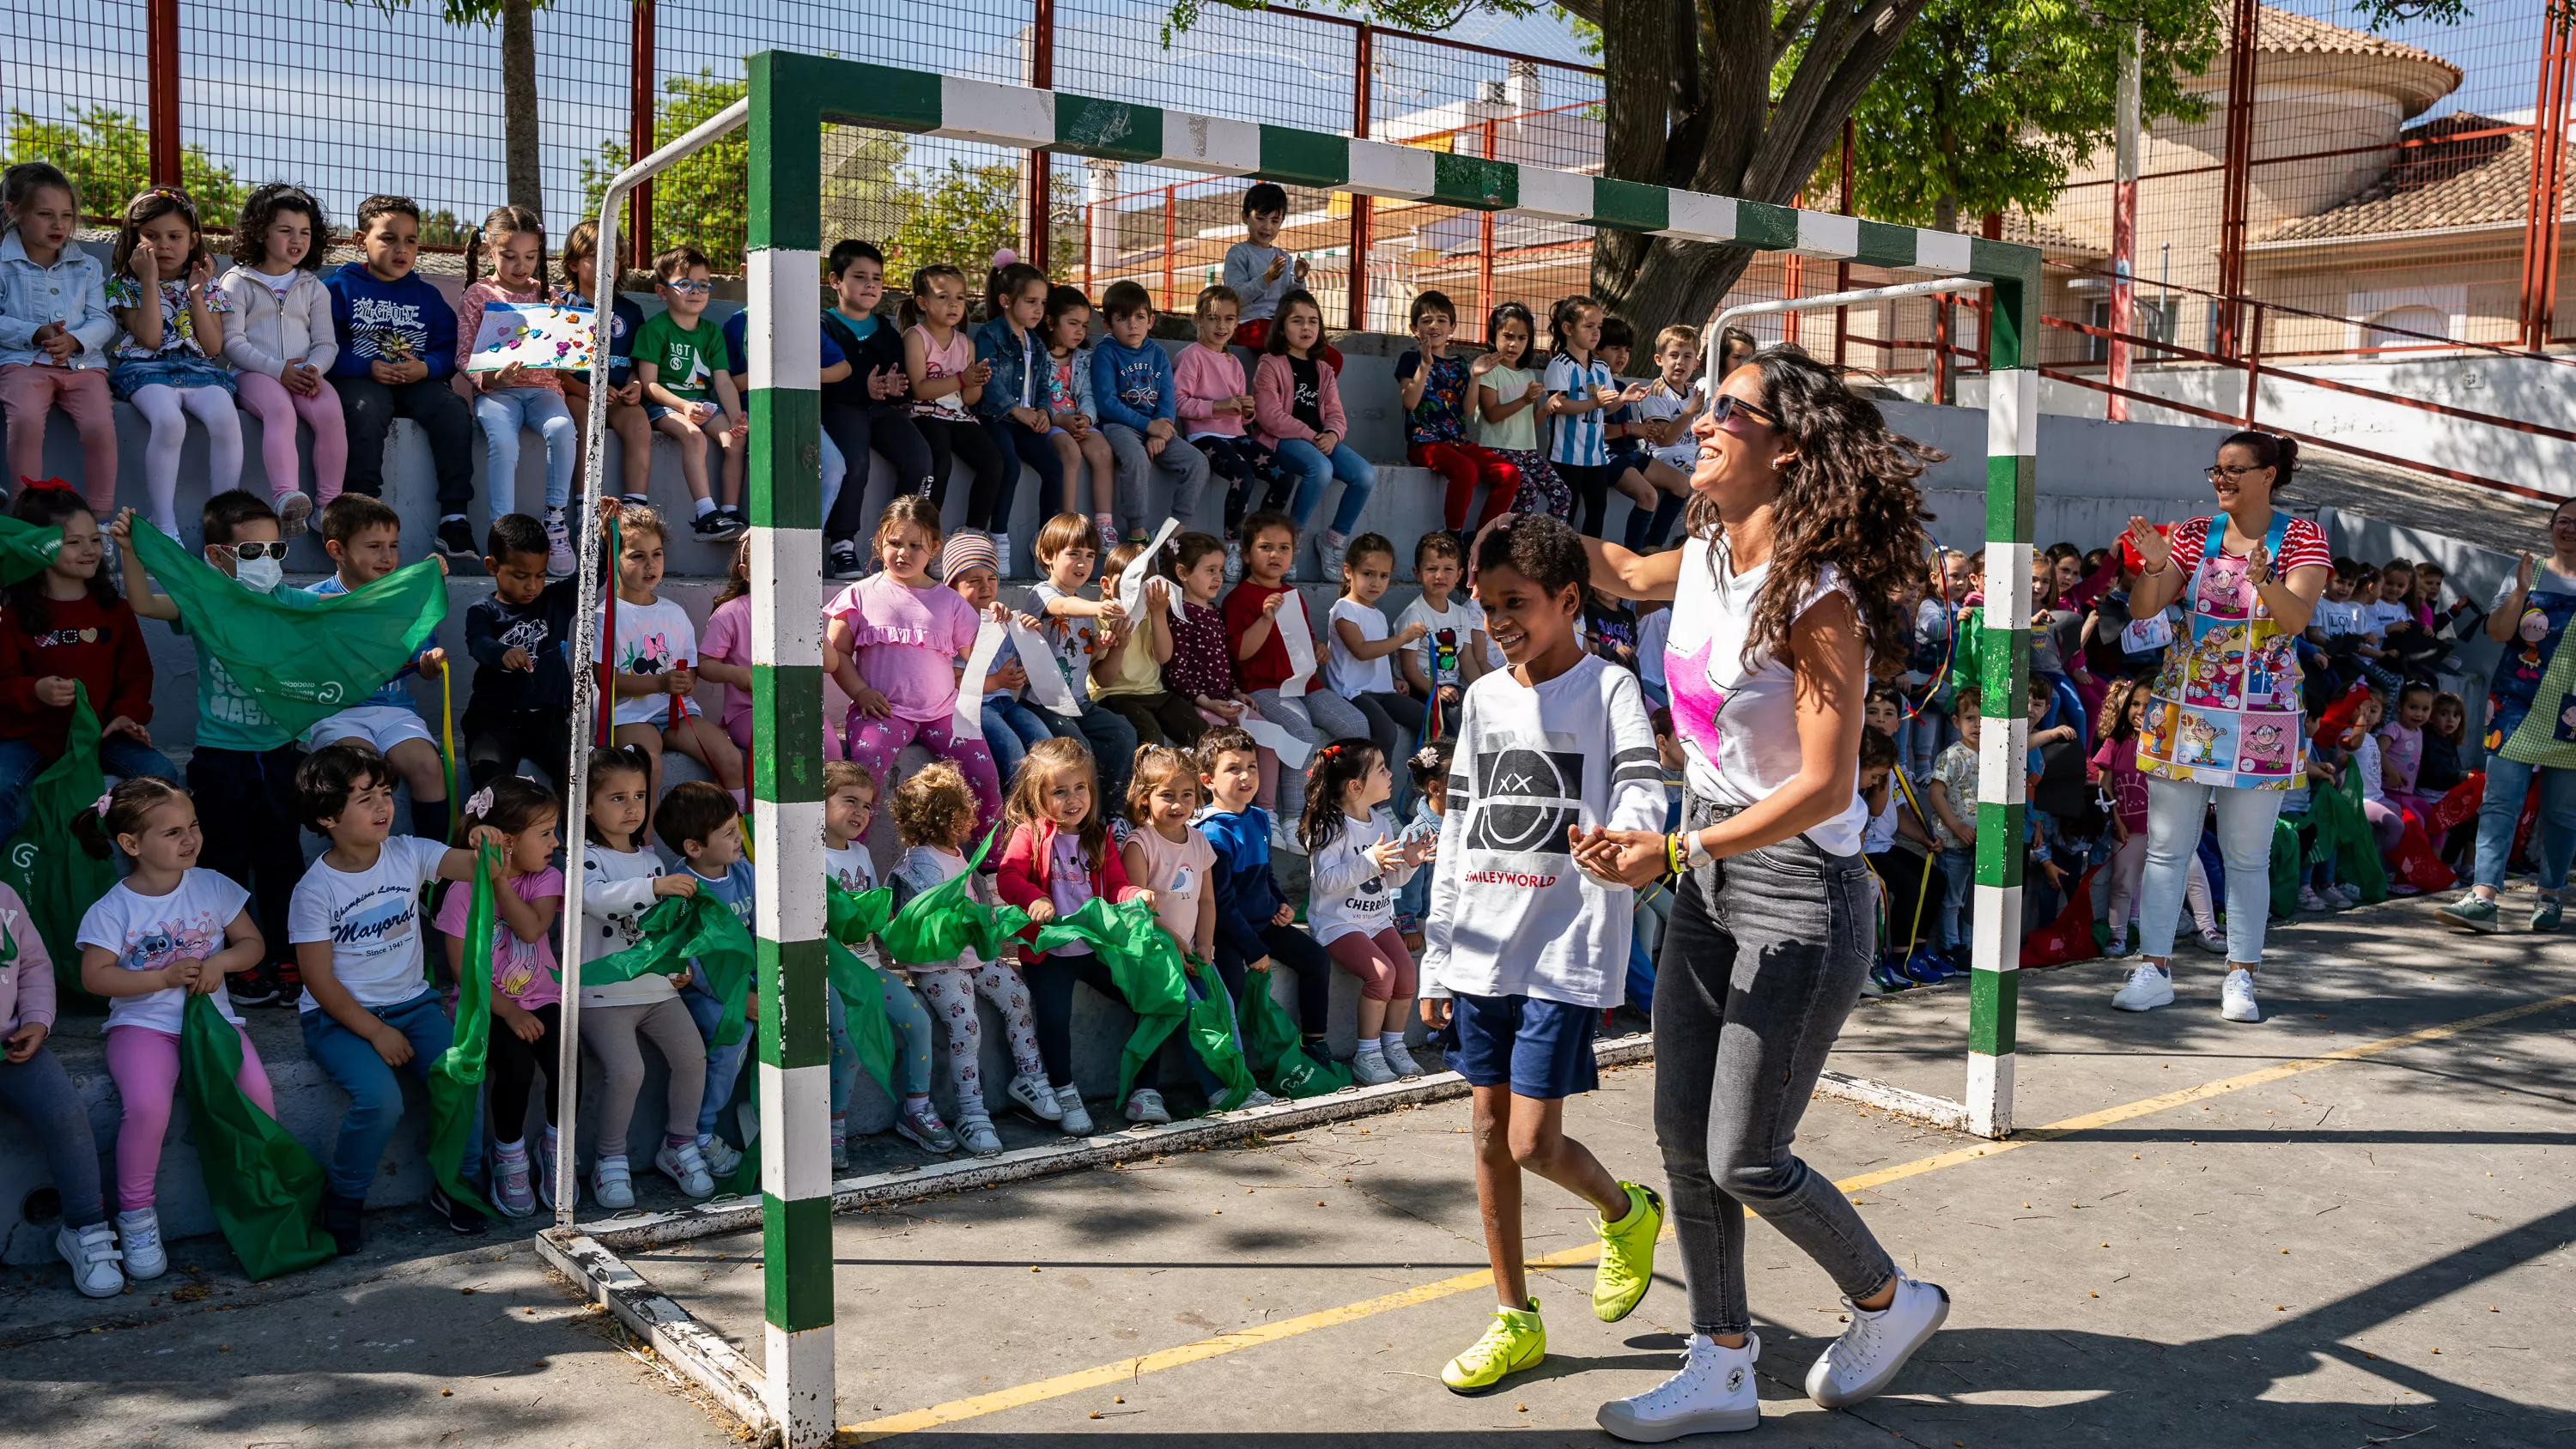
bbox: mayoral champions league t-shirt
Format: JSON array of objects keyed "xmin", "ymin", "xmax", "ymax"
[{"xmin": 289, "ymin": 835, "xmax": 449, "ymax": 1012}]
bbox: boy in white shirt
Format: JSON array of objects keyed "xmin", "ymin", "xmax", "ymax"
[
  {"xmin": 1420, "ymin": 515, "xmax": 1667, "ymax": 1396},
  {"xmin": 287, "ymin": 742, "xmax": 504, "ymax": 1249}
]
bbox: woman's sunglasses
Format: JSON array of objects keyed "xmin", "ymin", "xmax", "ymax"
[
  {"xmin": 215, "ymin": 540, "xmax": 291, "ymax": 561},
  {"xmin": 1708, "ymin": 393, "xmax": 1782, "ymax": 432}
]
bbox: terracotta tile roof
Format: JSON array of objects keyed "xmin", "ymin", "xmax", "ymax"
[
  {"xmin": 1999, "ymin": 210, "xmax": 2107, "ymax": 259},
  {"xmin": 2245, "ymin": 3, "xmax": 2461, "ymax": 84},
  {"xmin": 2260, "ymin": 112, "xmax": 2561, "ymax": 243}
]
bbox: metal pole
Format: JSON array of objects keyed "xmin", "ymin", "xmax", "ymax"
[
  {"xmin": 628, "ymin": 0, "xmax": 657, "ymax": 270},
  {"xmin": 2518, "ymin": 3, "xmax": 2573, "ymax": 349},
  {"xmin": 1477, "ymin": 118, "xmax": 1497, "ymax": 326},
  {"xmin": 2244, "ymin": 301, "xmax": 2264, "ymax": 427},
  {"xmin": 1835, "ymin": 118, "xmax": 1853, "ymax": 369},
  {"xmin": 1026, "ymin": 0, "xmax": 1055, "ymax": 275},
  {"xmin": 146, "ymin": 0, "xmax": 179, "ymax": 185},
  {"xmin": 2110, "ymin": 20, "xmax": 2141, "ymax": 419},
  {"xmin": 1160, "ymin": 185, "xmax": 1176, "ymax": 310},
  {"xmin": 2215, "ymin": 0, "xmax": 2258, "ymax": 357},
  {"xmin": 1348, "ymin": 25, "xmax": 1375, "ymax": 331},
  {"xmin": 1708, "ymin": 277, "xmax": 1991, "ymax": 396},
  {"xmin": 559, "ymin": 95, "xmax": 750, "ymax": 1233}
]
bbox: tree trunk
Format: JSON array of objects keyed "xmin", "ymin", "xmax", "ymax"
[{"xmin": 501, "ymin": 0, "xmax": 542, "ymax": 215}]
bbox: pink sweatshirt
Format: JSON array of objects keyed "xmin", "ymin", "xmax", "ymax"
[
  {"xmin": 455, "ymin": 279, "xmax": 566, "ymax": 393},
  {"xmin": 1251, "ymin": 351, "xmax": 1347, "ymax": 447},
  {"xmin": 0, "ymin": 881, "xmax": 56, "ymax": 1034},
  {"xmin": 1173, "ymin": 343, "xmax": 1248, "ymax": 439}
]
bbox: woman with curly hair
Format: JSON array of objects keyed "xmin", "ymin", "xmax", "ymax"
[{"xmin": 1563, "ymin": 345, "xmax": 1950, "ymax": 1438}]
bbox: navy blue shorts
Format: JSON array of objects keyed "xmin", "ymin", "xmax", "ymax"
[{"xmin": 1451, "ymin": 992, "xmax": 1599, "ymax": 1100}]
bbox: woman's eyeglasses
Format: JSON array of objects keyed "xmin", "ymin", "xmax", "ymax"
[
  {"xmin": 1708, "ymin": 393, "xmax": 1782, "ymax": 432},
  {"xmin": 2205, "ymin": 462, "xmax": 2269, "ymax": 481}
]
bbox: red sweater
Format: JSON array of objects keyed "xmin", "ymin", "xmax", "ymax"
[
  {"xmin": 0, "ymin": 592, "xmax": 155, "ymax": 756},
  {"xmin": 1223, "ymin": 580, "xmax": 1311, "ymax": 694},
  {"xmin": 994, "ymin": 817, "xmax": 1142, "ymax": 961}
]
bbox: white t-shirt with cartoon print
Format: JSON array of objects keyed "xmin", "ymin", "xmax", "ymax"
[
  {"xmin": 596, "ymin": 594, "xmax": 699, "ymax": 728},
  {"xmin": 78, "ymin": 870, "xmax": 252, "ymax": 1034}
]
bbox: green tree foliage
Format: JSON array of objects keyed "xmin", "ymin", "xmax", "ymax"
[
  {"xmin": 4, "ymin": 107, "xmax": 246, "ymax": 226},
  {"xmin": 1837, "ymin": 0, "xmax": 2220, "ymax": 233},
  {"xmin": 886, "ymin": 160, "xmax": 1081, "ymax": 276}
]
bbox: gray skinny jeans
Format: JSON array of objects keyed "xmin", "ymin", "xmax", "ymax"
[
  {"xmin": 0, "ymin": 1043, "xmax": 107, "ymax": 1228},
  {"xmin": 1653, "ymin": 791, "xmax": 1898, "ymax": 1337}
]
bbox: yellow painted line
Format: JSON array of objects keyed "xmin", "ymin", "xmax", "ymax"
[{"xmin": 838, "ymin": 989, "xmax": 2576, "ymax": 1443}]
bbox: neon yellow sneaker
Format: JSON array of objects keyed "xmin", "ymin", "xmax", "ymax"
[
  {"xmin": 1442, "ymin": 1298, "xmax": 1546, "ymax": 1395},
  {"xmin": 1594, "ymin": 1181, "xmax": 1663, "ymax": 1323}
]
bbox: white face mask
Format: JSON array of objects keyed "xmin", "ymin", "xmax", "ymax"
[{"xmin": 232, "ymin": 554, "xmax": 283, "ymax": 593}]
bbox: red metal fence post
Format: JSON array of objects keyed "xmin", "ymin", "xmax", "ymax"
[
  {"xmin": 2243, "ymin": 302, "xmax": 2264, "ymax": 427},
  {"xmin": 1027, "ymin": 0, "xmax": 1055, "ymax": 276},
  {"xmin": 1477, "ymin": 118, "xmax": 1497, "ymax": 327},
  {"xmin": 2518, "ymin": 1, "xmax": 2572, "ymax": 349},
  {"xmin": 1347, "ymin": 26, "xmax": 1376, "ymax": 332},
  {"xmin": 629, "ymin": 0, "xmax": 656, "ymax": 271},
  {"xmin": 2215, "ymin": 0, "xmax": 2259, "ymax": 358},
  {"xmin": 1161, "ymin": 185, "xmax": 1176, "ymax": 311},
  {"xmin": 1835, "ymin": 118, "xmax": 1853, "ymax": 369},
  {"xmin": 146, "ymin": 0, "xmax": 179, "ymax": 185}
]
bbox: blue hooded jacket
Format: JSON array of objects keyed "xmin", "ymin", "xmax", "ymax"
[{"xmin": 1198, "ymin": 805, "xmax": 1285, "ymax": 966}]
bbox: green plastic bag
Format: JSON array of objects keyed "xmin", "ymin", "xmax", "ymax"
[
  {"xmin": 2311, "ymin": 767, "xmax": 2389, "ymax": 905},
  {"xmin": 0, "ymin": 686, "xmax": 118, "ymax": 1010},
  {"xmin": 1234, "ymin": 967, "xmax": 1351, "ymax": 1098},
  {"xmin": 176, "ymin": 993, "xmax": 337, "ymax": 1280},
  {"xmin": 128, "ymin": 517, "xmax": 447, "ymax": 737},
  {"xmin": 583, "ymin": 891, "xmax": 758, "ymax": 1046},
  {"xmin": 823, "ymin": 881, "xmax": 899, "ymax": 1101},
  {"xmin": 2269, "ymin": 818, "xmax": 2304, "ymax": 922},
  {"xmin": 1181, "ymin": 965, "xmax": 1258, "ymax": 1111},
  {"xmin": 422, "ymin": 844, "xmax": 500, "ymax": 1219},
  {"xmin": 0, "ymin": 512, "xmax": 64, "ymax": 586}
]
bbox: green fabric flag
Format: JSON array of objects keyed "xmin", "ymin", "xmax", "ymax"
[
  {"xmin": 1034, "ymin": 896, "xmax": 1189, "ymax": 1102},
  {"xmin": 422, "ymin": 844, "xmax": 500, "ymax": 1219},
  {"xmin": 176, "ymin": 993, "xmax": 337, "ymax": 1280},
  {"xmin": 878, "ymin": 831, "xmax": 1030, "ymax": 968},
  {"xmin": 2311, "ymin": 767, "xmax": 2390, "ymax": 905},
  {"xmin": 0, "ymin": 512, "xmax": 64, "ymax": 587},
  {"xmin": 129, "ymin": 517, "xmax": 447, "ymax": 737},
  {"xmin": 0, "ymin": 687, "xmax": 117, "ymax": 1011},
  {"xmin": 1234, "ymin": 967, "xmax": 1351, "ymax": 1098},
  {"xmin": 823, "ymin": 881, "xmax": 899, "ymax": 1100},
  {"xmin": 582, "ymin": 891, "xmax": 758, "ymax": 1046},
  {"xmin": 2269, "ymin": 818, "xmax": 2303, "ymax": 923},
  {"xmin": 1182, "ymin": 968, "xmax": 1258, "ymax": 1111}
]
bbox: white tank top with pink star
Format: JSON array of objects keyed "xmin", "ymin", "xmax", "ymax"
[{"xmin": 1662, "ymin": 532, "xmax": 1868, "ymax": 858}]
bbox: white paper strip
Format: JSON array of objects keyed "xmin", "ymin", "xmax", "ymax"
[
  {"xmin": 1240, "ymin": 713, "xmax": 1312, "ymax": 770},
  {"xmin": 1117, "ymin": 516, "xmax": 1187, "ymax": 623},
  {"xmin": 951, "ymin": 615, "xmax": 1005, "ymax": 739},
  {"xmin": 1011, "ymin": 612, "xmax": 1084, "ymax": 718},
  {"xmin": 1274, "ymin": 589, "xmax": 1317, "ymax": 700}
]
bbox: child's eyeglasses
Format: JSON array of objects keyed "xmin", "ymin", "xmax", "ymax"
[
  {"xmin": 1707, "ymin": 393, "xmax": 1781, "ymax": 432},
  {"xmin": 218, "ymin": 541, "xmax": 291, "ymax": 561},
  {"xmin": 663, "ymin": 279, "xmax": 714, "ymax": 294}
]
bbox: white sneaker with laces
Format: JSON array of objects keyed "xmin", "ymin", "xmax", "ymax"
[
  {"xmin": 1009, "ymin": 1072, "xmax": 1063, "ymax": 1122},
  {"xmin": 592, "ymin": 1154, "xmax": 636, "ymax": 1210},
  {"xmin": 1319, "ymin": 530, "xmax": 1352, "ymax": 584},
  {"xmin": 1054, "ymin": 1084, "xmax": 1096, "ymax": 1136},
  {"xmin": 695, "ymin": 1133, "xmax": 743, "ymax": 1181},
  {"xmin": 2196, "ymin": 925, "xmax": 2230, "ymax": 955},
  {"xmin": 2297, "ymin": 885, "xmax": 2326, "ymax": 912},
  {"xmin": 654, "ymin": 1140, "xmax": 715, "ymax": 1198},
  {"xmin": 1351, "ymin": 1049, "xmax": 1398, "ymax": 1087},
  {"xmin": 1596, "ymin": 1332, "xmax": 1761, "ymax": 1440},
  {"xmin": 544, "ymin": 512, "xmax": 574, "ymax": 577},
  {"xmin": 1124, "ymin": 1088, "xmax": 1171, "ymax": 1125},
  {"xmin": 1382, "ymin": 1039, "xmax": 1425, "ymax": 1078},
  {"xmin": 57, "ymin": 1221, "xmax": 125, "ymax": 1298},
  {"xmin": 2220, "ymin": 967, "xmax": 2263, "ymax": 1023},
  {"xmin": 2111, "ymin": 962, "xmax": 2175, "ymax": 1012},
  {"xmin": 116, "ymin": 1207, "xmax": 167, "ymax": 1281},
  {"xmin": 1805, "ymin": 1275, "xmax": 1949, "ymax": 1409}
]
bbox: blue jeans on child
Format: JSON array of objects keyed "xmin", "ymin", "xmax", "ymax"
[
  {"xmin": 1935, "ymin": 846, "xmax": 1974, "ymax": 953},
  {"xmin": 472, "ymin": 385, "xmax": 578, "ymax": 520},
  {"xmin": 876, "ymin": 963, "xmax": 935, "ymax": 1098},
  {"xmin": 1272, "ymin": 437, "xmax": 1375, "ymax": 536},
  {"xmin": 0, "ymin": 734, "xmax": 180, "ymax": 843},
  {"xmin": 300, "ymin": 987, "xmax": 482, "ymax": 1201},
  {"xmin": 982, "ymin": 692, "xmax": 1057, "ymax": 784},
  {"xmin": 2470, "ymin": 754, "xmax": 2576, "ymax": 893},
  {"xmin": 818, "ymin": 426, "xmax": 847, "ymax": 526},
  {"xmin": 679, "ymin": 979, "xmax": 749, "ymax": 1141}
]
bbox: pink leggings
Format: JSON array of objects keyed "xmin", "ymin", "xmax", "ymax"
[
  {"xmin": 843, "ymin": 711, "xmax": 1001, "ymax": 839},
  {"xmin": 1327, "ymin": 927, "xmax": 1416, "ymax": 1003},
  {"xmin": 0, "ymin": 363, "xmax": 118, "ymax": 511},
  {"xmin": 2363, "ymin": 798, "xmax": 2406, "ymax": 852},
  {"xmin": 104, "ymin": 1020, "xmax": 275, "ymax": 1214},
  {"xmin": 725, "ymin": 713, "xmax": 841, "ymax": 771},
  {"xmin": 234, "ymin": 369, "xmax": 347, "ymax": 505}
]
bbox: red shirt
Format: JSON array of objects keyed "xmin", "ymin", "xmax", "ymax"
[
  {"xmin": 1223, "ymin": 581, "xmax": 1312, "ymax": 694},
  {"xmin": 2163, "ymin": 514, "xmax": 2331, "ymax": 592},
  {"xmin": 0, "ymin": 592, "xmax": 155, "ymax": 756}
]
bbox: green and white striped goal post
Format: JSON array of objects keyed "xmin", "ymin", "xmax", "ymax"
[{"xmin": 710, "ymin": 48, "xmax": 2046, "ymax": 1444}]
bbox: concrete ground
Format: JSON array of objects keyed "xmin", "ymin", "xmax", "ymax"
[{"xmin": 6, "ymin": 889, "xmax": 2570, "ymax": 1446}]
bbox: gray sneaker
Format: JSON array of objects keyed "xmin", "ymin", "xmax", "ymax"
[
  {"xmin": 2437, "ymin": 892, "xmax": 2501, "ymax": 933},
  {"xmin": 2533, "ymin": 894, "xmax": 2563, "ymax": 933},
  {"xmin": 896, "ymin": 1102, "xmax": 957, "ymax": 1155}
]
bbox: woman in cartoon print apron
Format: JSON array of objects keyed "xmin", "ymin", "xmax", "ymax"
[
  {"xmin": 2434, "ymin": 497, "xmax": 2576, "ymax": 935},
  {"xmin": 1552, "ymin": 348, "xmax": 1953, "ymax": 1435},
  {"xmin": 2119, "ymin": 431, "xmax": 2332, "ymax": 1025}
]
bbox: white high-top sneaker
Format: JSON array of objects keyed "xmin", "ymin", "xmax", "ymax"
[{"xmin": 1596, "ymin": 1332, "xmax": 1761, "ymax": 1440}]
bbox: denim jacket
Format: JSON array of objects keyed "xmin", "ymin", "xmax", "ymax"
[
  {"xmin": 971, "ymin": 314, "xmax": 1048, "ymax": 423},
  {"xmin": 0, "ymin": 233, "xmax": 114, "ymax": 369}
]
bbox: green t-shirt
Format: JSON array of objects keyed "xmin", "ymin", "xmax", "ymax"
[
  {"xmin": 176, "ymin": 618, "xmax": 294, "ymax": 753},
  {"xmin": 633, "ymin": 310, "xmax": 731, "ymax": 403}
]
